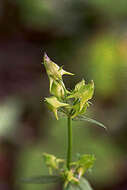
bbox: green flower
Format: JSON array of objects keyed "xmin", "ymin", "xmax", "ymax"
[
  {"xmin": 43, "ymin": 153, "xmax": 64, "ymax": 174},
  {"xmin": 72, "ymin": 154, "xmax": 96, "ymax": 179},
  {"xmin": 45, "ymin": 96, "xmax": 69, "ymax": 120},
  {"xmin": 62, "ymin": 170, "xmax": 79, "ymax": 187},
  {"xmin": 43, "ymin": 53, "xmax": 73, "ymax": 99},
  {"xmin": 67, "ymin": 80, "xmax": 94, "ymax": 118},
  {"xmin": 71, "ymin": 102, "xmax": 89, "ymax": 119},
  {"xmin": 49, "ymin": 78, "xmax": 70, "ymax": 99},
  {"xmin": 74, "ymin": 79, "xmax": 85, "ymax": 91}
]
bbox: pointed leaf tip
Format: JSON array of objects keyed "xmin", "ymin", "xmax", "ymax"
[{"xmin": 73, "ymin": 115, "xmax": 107, "ymax": 130}]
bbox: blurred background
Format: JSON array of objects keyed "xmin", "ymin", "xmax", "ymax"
[{"xmin": 0, "ymin": 0, "xmax": 127, "ymax": 190}]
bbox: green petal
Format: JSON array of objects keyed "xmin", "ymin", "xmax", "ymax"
[
  {"xmin": 49, "ymin": 77, "xmax": 54, "ymax": 91},
  {"xmin": 60, "ymin": 68, "xmax": 74, "ymax": 76},
  {"xmin": 45, "ymin": 97, "xmax": 69, "ymax": 108},
  {"xmin": 50, "ymin": 80, "xmax": 65, "ymax": 99},
  {"xmin": 43, "ymin": 153, "xmax": 58, "ymax": 169},
  {"xmin": 68, "ymin": 80, "xmax": 94, "ymax": 101},
  {"xmin": 45, "ymin": 96, "xmax": 69, "ymax": 120},
  {"xmin": 79, "ymin": 81, "xmax": 94, "ymax": 110},
  {"xmin": 74, "ymin": 79, "xmax": 85, "ymax": 91},
  {"xmin": 79, "ymin": 102, "xmax": 89, "ymax": 115}
]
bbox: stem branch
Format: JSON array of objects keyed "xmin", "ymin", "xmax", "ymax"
[{"xmin": 67, "ymin": 116, "xmax": 72, "ymax": 169}]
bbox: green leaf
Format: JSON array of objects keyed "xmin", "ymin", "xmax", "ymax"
[
  {"xmin": 79, "ymin": 178, "xmax": 93, "ymax": 190},
  {"xmin": 63, "ymin": 178, "xmax": 93, "ymax": 190},
  {"xmin": 64, "ymin": 184, "xmax": 79, "ymax": 190},
  {"xmin": 73, "ymin": 115, "xmax": 107, "ymax": 130},
  {"xmin": 21, "ymin": 175, "xmax": 61, "ymax": 184}
]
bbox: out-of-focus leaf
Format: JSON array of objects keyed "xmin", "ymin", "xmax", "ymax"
[
  {"xmin": 0, "ymin": 98, "xmax": 23, "ymax": 139},
  {"xmin": 79, "ymin": 178, "xmax": 93, "ymax": 190},
  {"xmin": 21, "ymin": 175, "xmax": 61, "ymax": 184},
  {"xmin": 73, "ymin": 115, "xmax": 107, "ymax": 130},
  {"xmin": 64, "ymin": 185, "xmax": 79, "ymax": 190},
  {"xmin": 64, "ymin": 184, "xmax": 79, "ymax": 190},
  {"xmin": 64, "ymin": 178, "xmax": 93, "ymax": 190}
]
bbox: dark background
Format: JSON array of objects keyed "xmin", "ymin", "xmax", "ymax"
[{"xmin": 0, "ymin": 0, "xmax": 127, "ymax": 190}]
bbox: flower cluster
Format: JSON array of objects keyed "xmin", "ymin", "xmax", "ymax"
[
  {"xmin": 42, "ymin": 54, "xmax": 96, "ymax": 188},
  {"xmin": 43, "ymin": 153, "xmax": 95, "ymax": 187},
  {"xmin": 43, "ymin": 53, "xmax": 94, "ymax": 120},
  {"xmin": 21, "ymin": 54, "xmax": 105, "ymax": 189}
]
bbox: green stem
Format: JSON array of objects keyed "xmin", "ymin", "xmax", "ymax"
[{"xmin": 67, "ymin": 116, "xmax": 72, "ymax": 169}]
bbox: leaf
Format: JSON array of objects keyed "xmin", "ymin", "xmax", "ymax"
[
  {"xmin": 63, "ymin": 178, "xmax": 93, "ymax": 190},
  {"xmin": 64, "ymin": 184, "xmax": 80, "ymax": 190},
  {"xmin": 79, "ymin": 178, "xmax": 93, "ymax": 190},
  {"xmin": 21, "ymin": 175, "xmax": 61, "ymax": 184},
  {"xmin": 73, "ymin": 115, "xmax": 107, "ymax": 130}
]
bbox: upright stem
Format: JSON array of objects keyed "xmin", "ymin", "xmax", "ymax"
[{"xmin": 67, "ymin": 116, "xmax": 72, "ymax": 169}]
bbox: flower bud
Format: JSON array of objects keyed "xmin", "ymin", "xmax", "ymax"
[
  {"xmin": 43, "ymin": 153, "xmax": 64, "ymax": 174},
  {"xmin": 50, "ymin": 79, "xmax": 66, "ymax": 99},
  {"xmin": 43, "ymin": 53, "xmax": 74, "ymax": 82}
]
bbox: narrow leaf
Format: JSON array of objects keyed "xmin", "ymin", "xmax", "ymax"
[
  {"xmin": 21, "ymin": 175, "xmax": 61, "ymax": 184},
  {"xmin": 73, "ymin": 115, "xmax": 107, "ymax": 130}
]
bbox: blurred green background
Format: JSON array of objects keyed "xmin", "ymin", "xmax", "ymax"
[{"xmin": 0, "ymin": 0, "xmax": 127, "ymax": 190}]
